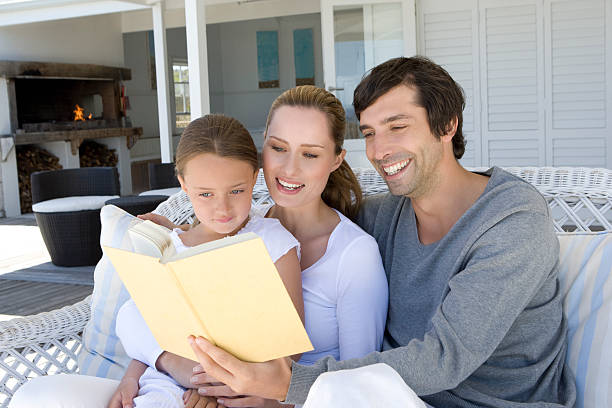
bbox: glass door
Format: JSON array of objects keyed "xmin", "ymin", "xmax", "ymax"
[{"xmin": 321, "ymin": 0, "xmax": 415, "ymax": 167}]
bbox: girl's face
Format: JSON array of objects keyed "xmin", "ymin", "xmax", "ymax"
[
  {"xmin": 178, "ymin": 153, "xmax": 257, "ymax": 236},
  {"xmin": 262, "ymin": 106, "xmax": 345, "ymax": 209}
]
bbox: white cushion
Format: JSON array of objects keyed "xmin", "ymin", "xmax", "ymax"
[
  {"xmin": 139, "ymin": 188, "xmax": 181, "ymax": 197},
  {"xmin": 77, "ymin": 204, "xmax": 141, "ymax": 379},
  {"xmin": 32, "ymin": 196, "xmax": 119, "ymax": 213},
  {"xmin": 557, "ymin": 232, "xmax": 612, "ymax": 408}
]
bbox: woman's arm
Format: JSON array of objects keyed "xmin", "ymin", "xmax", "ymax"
[
  {"xmin": 155, "ymin": 351, "xmax": 200, "ymax": 388},
  {"xmin": 335, "ymin": 236, "xmax": 388, "ymax": 360},
  {"xmin": 107, "ymin": 359, "xmax": 146, "ymax": 408},
  {"xmin": 273, "ymin": 247, "xmax": 304, "ymax": 362},
  {"xmin": 273, "ymin": 247, "xmax": 304, "ymax": 324}
]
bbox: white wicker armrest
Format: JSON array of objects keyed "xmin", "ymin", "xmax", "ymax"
[
  {"xmin": 0, "ymin": 296, "xmax": 91, "ymax": 407},
  {"xmin": 0, "ymin": 296, "xmax": 90, "ymax": 350}
]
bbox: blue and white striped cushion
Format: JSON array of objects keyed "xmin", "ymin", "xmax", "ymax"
[
  {"xmin": 557, "ymin": 232, "xmax": 612, "ymax": 408},
  {"xmin": 76, "ymin": 205, "xmax": 142, "ymax": 380}
]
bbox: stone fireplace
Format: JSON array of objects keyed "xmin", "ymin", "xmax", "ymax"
[{"xmin": 0, "ymin": 61, "xmax": 143, "ymax": 216}]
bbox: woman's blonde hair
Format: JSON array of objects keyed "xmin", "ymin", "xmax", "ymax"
[
  {"xmin": 265, "ymin": 85, "xmax": 362, "ymax": 219},
  {"xmin": 175, "ymin": 114, "xmax": 258, "ymax": 177}
]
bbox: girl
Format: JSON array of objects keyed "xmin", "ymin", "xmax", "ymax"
[{"xmin": 113, "ymin": 114, "xmax": 304, "ymax": 408}]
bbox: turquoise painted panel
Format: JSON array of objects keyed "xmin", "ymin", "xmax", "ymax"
[
  {"xmin": 293, "ymin": 28, "xmax": 315, "ymax": 85},
  {"xmin": 257, "ymin": 31, "xmax": 280, "ymax": 88}
]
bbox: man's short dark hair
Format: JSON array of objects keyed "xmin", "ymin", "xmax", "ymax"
[{"xmin": 353, "ymin": 56, "xmax": 466, "ymax": 159}]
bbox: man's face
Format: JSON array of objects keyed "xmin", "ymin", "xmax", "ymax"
[{"xmin": 359, "ymin": 85, "xmax": 445, "ymax": 198}]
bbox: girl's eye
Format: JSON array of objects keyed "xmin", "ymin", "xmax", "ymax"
[
  {"xmin": 303, "ymin": 152, "xmax": 318, "ymax": 159},
  {"xmin": 271, "ymin": 145, "xmax": 284, "ymax": 152},
  {"xmin": 230, "ymin": 189, "xmax": 244, "ymax": 195},
  {"xmin": 199, "ymin": 192, "xmax": 213, "ymax": 198}
]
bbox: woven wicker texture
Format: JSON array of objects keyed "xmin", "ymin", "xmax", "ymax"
[{"xmin": 1, "ymin": 166, "xmax": 611, "ymax": 407}]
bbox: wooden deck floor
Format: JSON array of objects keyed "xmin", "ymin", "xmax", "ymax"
[
  {"xmin": 0, "ymin": 214, "xmax": 93, "ymax": 320},
  {"xmin": 0, "ymin": 279, "xmax": 91, "ymax": 316}
]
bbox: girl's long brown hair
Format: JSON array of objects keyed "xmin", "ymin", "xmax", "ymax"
[{"xmin": 265, "ymin": 86, "xmax": 362, "ymax": 219}]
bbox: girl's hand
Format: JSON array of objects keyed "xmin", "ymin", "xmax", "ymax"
[
  {"xmin": 188, "ymin": 336, "xmax": 292, "ymax": 402},
  {"xmin": 183, "ymin": 389, "xmax": 225, "ymax": 408},
  {"xmin": 107, "ymin": 359, "xmax": 146, "ymax": 408},
  {"xmin": 137, "ymin": 212, "xmax": 179, "ymax": 230},
  {"xmin": 107, "ymin": 376, "xmax": 139, "ymax": 408}
]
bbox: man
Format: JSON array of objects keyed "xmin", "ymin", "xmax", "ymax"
[{"xmin": 189, "ymin": 56, "xmax": 576, "ymax": 407}]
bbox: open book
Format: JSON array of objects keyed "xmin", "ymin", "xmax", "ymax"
[{"xmin": 104, "ymin": 220, "xmax": 313, "ymax": 362}]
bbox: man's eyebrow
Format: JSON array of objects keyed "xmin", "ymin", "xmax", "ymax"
[
  {"xmin": 359, "ymin": 114, "xmax": 415, "ymax": 131},
  {"xmin": 383, "ymin": 114, "xmax": 415, "ymax": 124}
]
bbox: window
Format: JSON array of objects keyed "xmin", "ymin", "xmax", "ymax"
[{"xmin": 173, "ymin": 61, "xmax": 190, "ymax": 129}]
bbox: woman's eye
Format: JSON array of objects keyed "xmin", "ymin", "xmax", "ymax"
[
  {"xmin": 271, "ymin": 145, "xmax": 284, "ymax": 152},
  {"xmin": 304, "ymin": 152, "xmax": 318, "ymax": 159},
  {"xmin": 230, "ymin": 189, "xmax": 244, "ymax": 195},
  {"xmin": 199, "ymin": 192, "xmax": 213, "ymax": 198}
]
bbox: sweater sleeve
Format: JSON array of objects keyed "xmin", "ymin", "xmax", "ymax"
[
  {"xmin": 336, "ymin": 235, "xmax": 388, "ymax": 360},
  {"xmin": 285, "ymin": 210, "xmax": 559, "ymax": 404}
]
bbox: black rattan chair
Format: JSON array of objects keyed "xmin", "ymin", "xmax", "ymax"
[
  {"xmin": 148, "ymin": 162, "xmax": 179, "ymax": 190},
  {"xmin": 31, "ymin": 167, "xmax": 120, "ymax": 267}
]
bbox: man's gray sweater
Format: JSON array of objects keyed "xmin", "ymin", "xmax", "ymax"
[{"xmin": 286, "ymin": 167, "xmax": 576, "ymax": 407}]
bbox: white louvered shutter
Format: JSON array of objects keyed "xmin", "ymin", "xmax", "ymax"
[
  {"xmin": 418, "ymin": 0, "xmax": 481, "ymax": 167},
  {"xmin": 479, "ymin": 0, "xmax": 545, "ymax": 166},
  {"xmin": 546, "ymin": 0, "xmax": 609, "ymax": 167}
]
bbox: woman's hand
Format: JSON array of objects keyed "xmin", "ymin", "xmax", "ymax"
[
  {"xmin": 137, "ymin": 212, "xmax": 180, "ymax": 230},
  {"xmin": 188, "ymin": 336, "xmax": 292, "ymax": 402}
]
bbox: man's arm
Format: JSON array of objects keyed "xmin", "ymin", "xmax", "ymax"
[{"xmin": 286, "ymin": 210, "xmax": 560, "ymax": 403}]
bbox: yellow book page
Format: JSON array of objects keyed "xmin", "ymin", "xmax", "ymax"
[
  {"xmin": 171, "ymin": 237, "xmax": 313, "ymax": 362},
  {"xmin": 104, "ymin": 246, "xmax": 210, "ymax": 361}
]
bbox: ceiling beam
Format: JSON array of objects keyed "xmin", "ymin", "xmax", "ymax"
[{"xmin": 0, "ymin": 0, "xmax": 151, "ymax": 27}]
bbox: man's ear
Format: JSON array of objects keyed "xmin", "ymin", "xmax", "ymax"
[
  {"xmin": 332, "ymin": 149, "xmax": 347, "ymax": 172},
  {"xmin": 441, "ymin": 116, "xmax": 458, "ymax": 143}
]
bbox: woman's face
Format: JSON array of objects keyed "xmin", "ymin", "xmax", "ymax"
[{"xmin": 262, "ymin": 106, "xmax": 345, "ymax": 209}]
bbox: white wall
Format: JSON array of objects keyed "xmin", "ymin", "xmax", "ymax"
[
  {"xmin": 218, "ymin": 13, "xmax": 323, "ymax": 133},
  {"xmin": 126, "ymin": 13, "xmax": 323, "ymax": 158},
  {"xmin": 0, "ymin": 14, "xmax": 124, "ymax": 66}
]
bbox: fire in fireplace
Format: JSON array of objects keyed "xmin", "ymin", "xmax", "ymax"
[{"xmin": 0, "ymin": 61, "xmax": 144, "ymax": 215}]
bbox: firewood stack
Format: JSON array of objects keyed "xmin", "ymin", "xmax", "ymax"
[
  {"xmin": 79, "ymin": 140, "xmax": 118, "ymax": 168},
  {"xmin": 17, "ymin": 145, "xmax": 62, "ymax": 213}
]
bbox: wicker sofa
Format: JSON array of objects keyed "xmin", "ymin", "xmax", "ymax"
[{"xmin": 1, "ymin": 166, "xmax": 611, "ymax": 408}]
